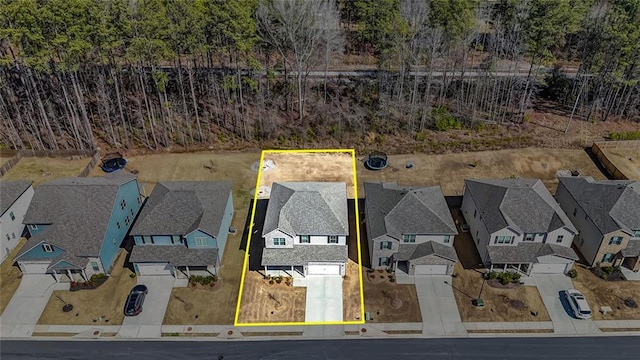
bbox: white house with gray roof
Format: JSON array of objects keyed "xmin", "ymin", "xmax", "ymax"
[
  {"xmin": 556, "ymin": 176, "xmax": 640, "ymax": 271},
  {"xmin": 261, "ymin": 182, "xmax": 348, "ymax": 278},
  {"xmin": 0, "ymin": 180, "xmax": 34, "ymax": 262},
  {"xmin": 462, "ymin": 178, "xmax": 578, "ymax": 275},
  {"xmin": 129, "ymin": 181, "xmax": 234, "ymax": 277},
  {"xmin": 364, "ymin": 182, "xmax": 458, "ymax": 275}
]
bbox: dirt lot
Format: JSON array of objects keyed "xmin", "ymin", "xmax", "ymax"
[
  {"xmin": 356, "ymin": 148, "xmax": 606, "ymax": 195},
  {"xmin": 363, "ymin": 270, "xmax": 422, "ymax": 323},
  {"xmin": 236, "ymin": 271, "xmax": 307, "ymax": 323},
  {"xmin": 37, "ymin": 250, "xmax": 136, "ymax": 325},
  {"xmin": 343, "ymin": 260, "xmax": 363, "ymax": 322},
  {"xmin": 0, "ymin": 156, "xmax": 12, "ymax": 166},
  {"xmin": 1, "ymin": 156, "xmax": 92, "ymax": 187},
  {"xmin": 571, "ymin": 265, "xmax": 640, "ymax": 320},
  {"xmin": 259, "ymin": 152, "xmax": 356, "ymax": 198},
  {"xmin": 0, "ymin": 238, "xmax": 27, "ymax": 316},
  {"xmin": 600, "ymin": 147, "xmax": 640, "ymax": 180},
  {"xmin": 452, "ymin": 263, "xmax": 551, "ymax": 322}
]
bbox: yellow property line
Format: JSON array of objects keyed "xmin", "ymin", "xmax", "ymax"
[{"xmin": 234, "ymin": 149, "xmax": 366, "ymax": 326}]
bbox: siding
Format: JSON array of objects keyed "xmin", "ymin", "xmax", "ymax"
[
  {"xmin": 19, "ymin": 242, "xmax": 64, "ymax": 259},
  {"xmin": 293, "ymin": 235, "xmax": 347, "ymax": 245},
  {"xmin": 0, "ymin": 185, "xmax": 34, "ymax": 261},
  {"xmin": 415, "ymin": 234, "xmax": 453, "ymax": 245},
  {"xmin": 83, "ymin": 257, "xmax": 104, "ymax": 277},
  {"xmin": 264, "ymin": 229, "xmax": 294, "ymax": 248},
  {"xmin": 26, "ymin": 224, "xmax": 49, "ymax": 237},
  {"xmin": 371, "ymin": 234, "xmax": 398, "ymax": 269},
  {"xmin": 214, "ymin": 191, "xmax": 234, "ymax": 265},
  {"xmin": 461, "ymin": 189, "xmax": 492, "ymax": 263},
  {"xmin": 594, "ymin": 229, "xmax": 630, "ymax": 266},
  {"xmin": 184, "ymin": 229, "xmax": 216, "ymax": 249}
]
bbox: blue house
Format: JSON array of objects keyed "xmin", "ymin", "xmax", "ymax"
[
  {"xmin": 128, "ymin": 181, "xmax": 234, "ymax": 277},
  {"xmin": 14, "ymin": 172, "xmax": 142, "ymax": 282}
]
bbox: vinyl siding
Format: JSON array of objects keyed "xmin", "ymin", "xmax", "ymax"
[
  {"xmin": 214, "ymin": 191, "xmax": 234, "ymax": 265},
  {"xmin": 18, "ymin": 242, "xmax": 64, "ymax": 260},
  {"xmin": 184, "ymin": 229, "xmax": 216, "ymax": 249},
  {"xmin": 0, "ymin": 185, "xmax": 34, "ymax": 261}
]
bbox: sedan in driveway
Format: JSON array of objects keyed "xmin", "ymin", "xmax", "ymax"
[
  {"xmin": 124, "ymin": 284, "xmax": 148, "ymax": 316},
  {"xmin": 564, "ymin": 288, "xmax": 592, "ymax": 319}
]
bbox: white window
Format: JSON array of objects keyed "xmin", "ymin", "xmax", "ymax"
[
  {"xmin": 494, "ymin": 236, "xmax": 514, "ymax": 244},
  {"xmin": 9, "ymin": 211, "xmax": 15, "ymax": 221},
  {"xmin": 273, "ymin": 238, "xmax": 286, "ymax": 246},
  {"xmin": 378, "ymin": 257, "xmax": 389, "ymax": 267},
  {"xmin": 524, "ymin": 233, "xmax": 534, "ymax": 241},
  {"xmin": 556, "ymin": 235, "xmax": 564, "ymax": 243},
  {"xmin": 608, "ymin": 236, "xmax": 623, "ymax": 245},
  {"xmin": 194, "ymin": 237, "xmax": 208, "ymax": 247},
  {"xmin": 601, "ymin": 253, "xmax": 615, "ymax": 263},
  {"xmin": 380, "ymin": 241, "xmax": 392, "ymax": 250},
  {"xmin": 42, "ymin": 244, "xmax": 54, "ymax": 253},
  {"xmin": 300, "ymin": 235, "xmax": 310, "ymax": 243},
  {"xmin": 403, "ymin": 234, "xmax": 416, "ymax": 243},
  {"xmin": 328, "ymin": 235, "xmax": 338, "ymax": 244},
  {"xmin": 444, "ymin": 235, "xmax": 451, "ymax": 243},
  {"xmin": 634, "ymin": 230, "xmax": 640, "ymax": 238},
  {"xmin": 91, "ymin": 261, "xmax": 100, "ymax": 271},
  {"xmin": 30, "ymin": 224, "xmax": 38, "ymax": 230}
]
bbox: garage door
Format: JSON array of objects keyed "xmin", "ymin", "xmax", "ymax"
[
  {"xmin": 413, "ymin": 264, "xmax": 448, "ymax": 275},
  {"xmin": 137, "ymin": 263, "xmax": 174, "ymax": 276},
  {"xmin": 531, "ymin": 263, "xmax": 568, "ymax": 274},
  {"xmin": 307, "ymin": 264, "xmax": 341, "ymax": 275},
  {"xmin": 19, "ymin": 262, "xmax": 50, "ymax": 274}
]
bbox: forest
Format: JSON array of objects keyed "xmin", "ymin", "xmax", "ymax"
[{"xmin": 0, "ymin": 0, "xmax": 638, "ymax": 152}]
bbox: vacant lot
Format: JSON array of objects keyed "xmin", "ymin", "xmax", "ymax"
[
  {"xmin": 236, "ymin": 270, "xmax": 307, "ymax": 323},
  {"xmin": 356, "ymin": 148, "xmax": 606, "ymax": 195},
  {"xmin": 0, "ymin": 238, "xmax": 27, "ymax": 315},
  {"xmin": 1, "ymin": 156, "xmax": 92, "ymax": 187},
  {"xmin": 38, "ymin": 250, "xmax": 136, "ymax": 325},
  {"xmin": 600, "ymin": 147, "xmax": 640, "ymax": 180},
  {"xmin": 363, "ymin": 270, "xmax": 422, "ymax": 323},
  {"xmin": 571, "ymin": 265, "xmax": 640, "ymax": 321},
  {"xmin": 259, "ymin": 152, "xmax": 356, "ymax": 198}
]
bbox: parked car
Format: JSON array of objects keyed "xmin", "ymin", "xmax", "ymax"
[
  {"xmin": 124, "ymin": 284, "xmax": 148, "ymax": 316},
  {"xmin": 564, "ymin": 289, "xmax": 592, "ymax": 319}
]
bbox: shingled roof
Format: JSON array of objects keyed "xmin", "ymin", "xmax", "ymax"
[
  {"xmin": 261, "ymin": 244, "xmax": 348, "ymax": 266},
  {"xmin": 129, "ymin": 245, "xmax": 218, "ymax": 267},
  {"xmin": 396, "ymin": 241, "xmax": 458, "ymax": 262},
  {"xmin": 263, "ymin": 182, "xmax": 348, "ymax": 237},
  {"xmin": 0, "ymin": 180, "xmax": 33, "ymax": 215},
  {"xmin": 15, "ymin": 171, "xmax": 138, "ymax": 268},
  {"xmin": 130, "ymin": 181, "xmax": 232, "ymax": 237},
  {"xmin": 558, "ymin": 176, "xmax": 640, "ymax": 235},
  {"xmin": 487, "ymin": 242, "xmax": 579, "ymax": 264},
  {"xmin": 464, "ymin": 178, "xmax": 577, "ymax": 235}
]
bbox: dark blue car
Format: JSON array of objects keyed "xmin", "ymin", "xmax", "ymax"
[{"xmin": 124, "ymin": 284, "xmax": 148, "ymax": 316}]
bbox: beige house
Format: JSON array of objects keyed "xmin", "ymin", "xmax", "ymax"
[{"xmin": 556, "ymin": 177, "xmax": 640, "ymax": 271}]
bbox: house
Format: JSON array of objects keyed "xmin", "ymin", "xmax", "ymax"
[
  {"xmin": 261, "ymin": 182, "xmax": 349, "ymax": 278},
  {"xmin": 14, "ymin": 172, "xmax": 142, "ymax": 282},
  {"xmin": 128, "ymin": 181, "xmax": 234, "ymax": 277},
  {"xmin": 0, "ymin": 180, "xmax": 35, "ymax": 262},
  {"xmin": 556, "ymin": 176, "xmax": 640, "ymax": 271},
  {"xmin": 462, "ymin": 178, "xmax": 578, "ymax": 275},
  {"xmin": 364, "ymin": 182, "xmax": 459, "ymax": 275}
]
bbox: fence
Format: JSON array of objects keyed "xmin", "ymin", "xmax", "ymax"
[
  {"xmin": 592, "ymin": 140, "xmax": 640, "ymax": 180},
  {"xmin": 0, "ymin": 149, "xmax": 99, "ymax": 177}
]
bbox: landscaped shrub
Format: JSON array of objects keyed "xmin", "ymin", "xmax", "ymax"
[
  {"xmin": 90, "ymin": 273, "xmax": 106, "ymax": 282},
  {"xmin": 487, "ymin": 271, "xmax": 497, "ymax": 280},
  {"xmin": 189, "ymin": 275, "xmax": 217, "ymax": 286},
  {"xmin": 496, "ymin": 271, "xmax": 520, "ymax": 285}
]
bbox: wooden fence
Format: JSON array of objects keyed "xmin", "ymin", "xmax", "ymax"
[
  {"xmin": 0, "ymin": 149, "xmax": 99, "ymax": 177},
  {"xmin": 592, "ymin": 140, "xmax": 640, "ymax": 180}
]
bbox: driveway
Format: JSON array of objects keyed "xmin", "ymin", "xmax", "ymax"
[
  {"xmin": 117, "ymin": 276, "xmax": 175, "ymax": 338},
  {"xmin": 0, "ymin": 275, "xmax": 69, "ymax": 338},
  {"xmin": 533, "ymin": 274, "xmax": 600, "ymax": 335},
  {"xmin": 305, "ymin": 276, "xmax": 343, "ymax": 323},
  {"xmin": 414, "ymin": 275, "xmax": 467, "ymax": 336}
]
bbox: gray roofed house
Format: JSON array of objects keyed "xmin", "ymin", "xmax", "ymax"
[
  {"xmin": 364, "ymin": 182, "xmax": 459, "ymax": 275},
  {"xmin": 1, "ymin": 180, "xmax": 33, "ymax": 216},
  {"xmin": 462, "ymin": 178, "xmax": 578, "ymax": 275},
  {"xmin": 556, "ymin": 176, "xmax": 640, "ymax": 270},
  {"xmin": 261, "ymin": 182, "xmax": 349, "ymax": 278},
  {"xmin": 0, "ymin": 180, "xmax": 35, "ymax": 261},
  {"xmin": 128, "ymin": 181, "xmax": 234, "ymax": 277}
]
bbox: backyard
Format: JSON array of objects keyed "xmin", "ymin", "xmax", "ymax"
[
  {"xmin": 599, "ymin": 147, "xmax": 640, "ymax": 180},
  {"xmin": 0, "ymin": 238, "xmax": 26, "ymax": 315},
  {"xmin": 1, "ymin": 156, "xmax": 92, "ymax": 187},
  {"xmin": 363, "ymin": 270, "xmax": 422, "ymax": 323}
]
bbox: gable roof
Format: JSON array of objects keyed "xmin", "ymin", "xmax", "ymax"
[
  {"xmin": 559, "ymin": 176, "xmax": 640, "ymax": 235},
  {"xmin": 263, "ymin": 182, "xmax": 348, "ymax": 236},
  {"xmin": 487, "ymin": 242, "xmax": 579, "ymax": 264},
  {"xmin": 396, "ymin": 241, "xmax": 458, "ymax": 262},
  {"xmin": 15, "ymin": 171, "xmax": 138, "ymax": 267},
  {"xmin": 130, "ymin": 181, "xmax": 232, "ymax": 237},
  {"xmin": 464, "ymin": 178, "xmax": 577, "ymax": 234},
  {"xmin": 129, "ymin": 245, "xmax": 218, "ymax": 267},
  {"xmin": 364, "ymin": 182, "xmax": 457, "ymax": 241},
  {"xmin": 0, "ymin": 180, "xmax": 33, "ymax": 215},
  {"xmin": 261, "ymin": 244, "xmax": 348, "ymax": 266}
]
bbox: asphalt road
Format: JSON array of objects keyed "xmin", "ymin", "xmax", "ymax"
[{"xmin": 2, "ymin": 337, "xmax": 640, "ymax": 360}]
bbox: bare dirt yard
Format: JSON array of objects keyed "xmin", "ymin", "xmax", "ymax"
[
  {"xmin": 600, "ymin": 147, "xmax": 640, "ymax": 180},
  {"xmin": 363, "ymin": 270, "xmax": 422, "ymax": 323},
  {"xmin": 259, "ymin": 152, "xmax": 356, "ymax": 198},
  {"xmin": 356, "ymin": 148, "xmax": 607, "ymax": 196},
  {"xmin": 236, "ymin": 271, "xmax": 307, "ymax": 323},
  {"xmin": 0, "ymin": 238, "xmax": 27, "ymax": 316},
  {"xmin": 571, "ymin": 265, "xmax": 640, "ymax": 321},
  {"xmin": 0, "ymin": 155, "xmax": 13, "ymax": 166},
  {"xmin": 37, "ymin": 250, "xmax": 136, "ymax": 325},
  {"xmin": 1, "ymin": 156, "xmax": 92, "ymax": 187},
  {"xmin": 343, "ymin": 260, "xmax": 363, "ymax": 322}
]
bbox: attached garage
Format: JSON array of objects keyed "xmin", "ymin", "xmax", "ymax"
[
  {"xmin": 19, "ymin": 262, "xmax": 50, "ymax": 274},
  {"xmin": 136, "ymin": 262, "xmax": 174, "ymax": 276},
  {"xmin": 412, "ymin": 264, "xmax": 448, "ymax": 275},
  {"xmin": 307, "ymin": 263, "xmax": 342, "ymax": 275},
  {"xmin": 531, "ymin": 262, "xmax": 571, "ymax": 274}
]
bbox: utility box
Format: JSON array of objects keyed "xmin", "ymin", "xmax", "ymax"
[
  {"xmin": 364, "ymin": 312, "xmax": 371, "ymax": 321},
  {"xmin": 472, "ymin": 298, "xmax": 485, "ymax": 307}
]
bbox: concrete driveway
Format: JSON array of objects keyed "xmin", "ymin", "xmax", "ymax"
[
  {"xmin": 304, "ymin": 276, "xmax": 343, "ymax": 322},
  {"xmin": 118, "ymin": 276, "xmax": 175, "ymax": 338},
  {"xmin": 414, "ymin": 275, "xmax": 467, "ymax": 336},
  {"xmin": 533, "ymin": 274, "xmax": 600, "ymax": 335},
  {"xmin": 0, "ymin": 275, "xmax": 69, "ymax": 338}
]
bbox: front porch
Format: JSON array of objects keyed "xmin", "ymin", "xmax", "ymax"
[
  {"xmin": 489, "ymin": 263, "xmax": 531, "ymax": 276},
  {"xmin": 50, "ymin": 268, "xmax": 88, "ymax": 283},
  {"xmin": 174, "ymin": 265, "xmax": 217, "ymax": 279}
]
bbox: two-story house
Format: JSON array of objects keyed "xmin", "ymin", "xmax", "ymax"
[
  {"xmin": 0, "ymin": 180, "xmax": 34, "ymax": 262},
  {"xmin": 364, "ymin": 182, "xmax": 458, "ymax": 275},
  {"xmin": 462, "ymin": 178, "xmax": 578, "ymax": 275},
  {"xmin": 556, "ymin": 176, "xmax": 640, "ymax": 271},
  {"xmin": 129, "ymin": 181, "xmax": 234, "ymax": 277},
  {"xmin": 14, "ymin": 172, "xmax": 142, "ymax": 282},
  {"xmin": 261, "ymin": 182, "xmax": 349, "ymax": 278}
]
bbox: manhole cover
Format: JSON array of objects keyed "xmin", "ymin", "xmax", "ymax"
[{"xmin": 624, "ymin": 298, "xmax": 638, "ymax": 308}]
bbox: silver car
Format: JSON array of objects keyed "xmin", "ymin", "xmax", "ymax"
[{"xmin": 564, "ymin": 289, "xmax": 592, "ymax": 319}]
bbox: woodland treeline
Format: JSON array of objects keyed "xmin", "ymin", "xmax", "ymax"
[{"xmin": 0, "ymin": 0, "xmax": 638, "ymax": 151}]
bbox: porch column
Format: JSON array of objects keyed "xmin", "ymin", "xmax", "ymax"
[
  {"xmin": 503, "ymin": 264, "xmax": 507, "ymax": 271},
  {"xmin": 82, "ymin": 269, "xmax": 88, "ymax": 281},
  {"xmin": 52, "ymin": 270, "xmax": 59, "ymax": 283},
  {"xmin": 185, "ymin": 266, "xmax": 190, "ymax": 278},
  {"xmin": 67, "ymin": 269, "xmax": 73, "ymax": 281}
]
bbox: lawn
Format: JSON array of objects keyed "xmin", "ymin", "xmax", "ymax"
[
  {"xmin": 363, "ymin": 270, "xmax": 422, "ymax": 323},
  {"xmin": 600, "ymin": 147, "xmax": 640, "ymax": 180},
  {"xmin": 0, "ymin": 238, "xmax": 27, "ymax": 316},
  {"xmin": 571, "ymin": 265, "xmax": 640, "ymax": 320},
  {"xmin": 0, "ymin": 155, "xmax": 13, "ymax": 167},
  {"xmin": 343, "ymin": 259, "xmax": 363, "ymax": 322},
  {"xmin": 1, "ymin": 156, "xmax": 92, "ymax": 187},
  {"xmin": 37, "ymin": 249, "xmax": 136, "ymax": 325}
]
